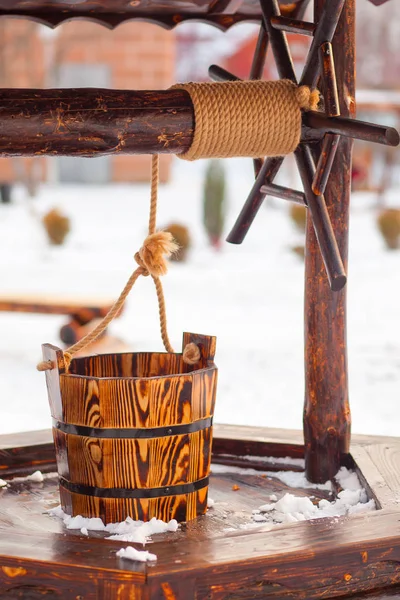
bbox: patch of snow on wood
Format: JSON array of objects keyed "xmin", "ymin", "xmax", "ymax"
[
  {"xmin": 265, "ymin": 470, "xmax": 332, "ymax": 491},
  {"xmin": 0, "ymin": 479, "xmax": 8, "ymax": 488},
  {"xmin": 252, "ymin": 468, "xmax": 376, "ymax": 525},
  {"xmin": 26, "ymin": 470, "xmax": 44, "ymax": 482},
  {"xmin": 10, "ymin": 471, "xmax": 57, "ymax": 483},
  {"xmin": 48, "ymin": 506, "xmax": 179, "ymax": 545},
  {"xmin": 238, "ymin": 455, "xmax": 305, "ymax": 467},
  {"xmin": 211, "ymin": 463, "xmax": 332, "ymax": 491},
  {"xmin": 116, "ymin": 546, "xmax": 157, "ymax": 562}
]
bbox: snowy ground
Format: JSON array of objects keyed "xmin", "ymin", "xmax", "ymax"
[{"xmin": 0, "ymin": 157, "xmax": 399, "ymax": 436}]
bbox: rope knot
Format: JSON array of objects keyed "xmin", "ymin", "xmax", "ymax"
[
  {"xmin": 135, "ymin": 231, "xmax": 179, "ymax": 278},
  {"xmin": 295, "ymin": 86, "xmax": 320, "ymax": 111},
  {"xmin": 183, "ymin": 343, "xmax": 201, "ymax": 365}
]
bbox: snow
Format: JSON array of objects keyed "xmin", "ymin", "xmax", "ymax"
[
  {"xmin": 48, "ymin": 506, "xmax": 179, "ymax": 545},
  {"xmin": 252, "ymin": 513, "xmax": 268, "ymax": 523},
  {"xmin": 207, "ymin": 497, "xmax": 215, "ymax": 508},
  {"xmin": 0, "ymin": 158, "xmax": 399, "ymax": 437},
  {"xmin": 7, "ymin": 470, "xmax": 52, "ymax": 483},
  {"xmin": 252, "ymin": 467, "xmax": 376, "ymax": 525},
  {"xmin": 26, "ymin": 470, "xmax": 44, "ymax": 483},
  {"xmin": 266, "ymin": 470, "xmax": 332, "ymax": 491},
  {"xmin": 48, "ymin": 506, "xmax": 106, "ymax": 531},
  {"xmin": 224, "ymin": 455, "xmax": 305, "ymax": 467},
  {"xmin": 107, "ymin": 517, "xmax": 179, "ymax": 544},
  {"xmin": 336, "ymin": 466, "xmax": 365, "ymax": 491},
  {"xmin": 211, "ymin": 463, "xmax": 332, "ymax": 491},
  {"xmin": 0, "ymin": 479, "xmax": 8, "ymax": 488},
  {"xmin": 116, "ymin": 546, "xmax": 157, "ymax": 563}
]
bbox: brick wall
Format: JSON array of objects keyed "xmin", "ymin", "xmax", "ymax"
[{"xmin": 0, "ymin": 19, "xmax": 176, "ymax": 185}]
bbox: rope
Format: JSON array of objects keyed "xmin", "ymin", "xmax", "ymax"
[
  {"xmin": 37, "ymin": 155, "xmax": 198, "ymax": 373},
  {"xmin": 172, "ymin": 80, "xmax": 319, "ymax": 161}
]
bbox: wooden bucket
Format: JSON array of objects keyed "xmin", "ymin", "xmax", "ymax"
[{"xmin": 42, "ymin": 332, "xmax": 217, "ymax": 523}]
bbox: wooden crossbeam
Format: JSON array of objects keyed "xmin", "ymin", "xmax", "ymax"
[{"xmin": 260, "ymin": 183, "xmax": 307, "ymax": 205}]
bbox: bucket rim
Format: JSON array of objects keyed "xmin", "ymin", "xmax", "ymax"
[{"xmin": 60, "ymin": 362, "xmax": 218, "ymax": 382}]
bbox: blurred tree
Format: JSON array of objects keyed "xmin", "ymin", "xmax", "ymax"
[
  {"xmin": 203, "ymin": 160, "xmax": 226, "ymax": 250},
  {"xmin": 377, "ymin": 208, "xmax": 400, "ymax": 250},
  {"xmin": 42, "ymin": 208, "xmax": 71, "ymax": 245},
  {"xmin": 164, "ymin": 223, "xmax": 191, "ymax": 262}
]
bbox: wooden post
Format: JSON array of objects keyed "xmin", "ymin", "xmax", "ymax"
[{"xmin": 303, "ymin": 0, "xmax": 355, "ymax": 482}]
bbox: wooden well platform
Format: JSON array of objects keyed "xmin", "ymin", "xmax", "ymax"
[{"xmin": 1, "ymin": 425, "xmax": 399, "ymax": 599}]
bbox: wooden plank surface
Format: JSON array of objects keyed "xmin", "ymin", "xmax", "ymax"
[
  {"xmin": 0, "ymin": 294, "xmax": 114, "ymax": 316},
  {"xmin": 2, "ymin": 424, "xmax": 400, "ymax": 453},
  {"xmin": 0, "ymin": 427, "xmax": 400, "ymax": 598},
  {"xmin": 0, "ymin": 473, "xmax": 399, "ymax": 599}
]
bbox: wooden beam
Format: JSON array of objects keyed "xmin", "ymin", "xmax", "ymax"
[
  {"xmin": 208, "ymin": 0, "xmax": 244, "ymax": 13},
  {"xmin": 303, "ymin": 0, "xmax": 355, "ymax": 483},
  {"xmin": 0, "ymin": 88, "xmax": 194, "ymax": 157}
]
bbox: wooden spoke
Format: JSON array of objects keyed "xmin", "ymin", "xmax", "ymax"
[
  {"xmin": 295, "ymin": 145, "xmax": 346, "ymax": 291},
  {"xmin": 250, "ymin": 23, "xmax": 269, "ymax": 80},
  {"xmin": 304, "ymin": 112, "xmax": 400, "ymax": 146},
  {"xmin": 270, "ymin": 16, "xmax": 315, "ymax": 36},
  {"xmin": 208, "ymin": 65, "xmax": 239, "ymax": 82},
  {"xmin": 312, "ymin": 41, "xmax": 340, "ymax": 195},
  {"xmin": 319, "ymin": 41, "xmax": 340, "ymax": 116},
  {"xmin": 249, "ymin": 23, "xmax": 269, "ymax": 177},
  {"xmin": 260, "ymin": 183, "xmax": 307, "ymax": 206},
  {"xmin": 299, "ymin": 0, "xmax": 346, "ymax": 87},
  {"xmin": 226, "ymin": 156, "xmax": 284, "ymax": 244},
  {"xmin": 312, "ymin": 133, "xmax": 340, "ymax": 196},
  {"xmin": 260, "ymin": 0, "xmax": 297, "ymax": 82}
]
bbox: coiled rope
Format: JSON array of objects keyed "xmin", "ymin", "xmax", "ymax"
[{"xmin": 173, "ymin": 79, "xmax": 319, "ymax": 161}]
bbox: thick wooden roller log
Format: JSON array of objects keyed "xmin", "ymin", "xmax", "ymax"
[
  {"xmin": 0, "ymin": 88, "xmax": 194, "ymax": 157},
  {"xmin": 0, "ymin": 87, "xmax": 396, "ymax": 158},
  {"xmin": 42, "ymin": 333, "xmax": 217, "ymax": 523}
]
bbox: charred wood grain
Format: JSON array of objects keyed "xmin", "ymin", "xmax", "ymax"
[
  {"xmin": 42, "ymin": 334, "xmax": 217, "ymax": 523},
  {"xmin": 0, "ymin": 89, "xmax": 194, "ymax": 157}
]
